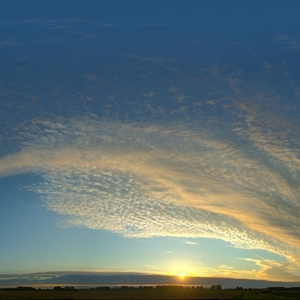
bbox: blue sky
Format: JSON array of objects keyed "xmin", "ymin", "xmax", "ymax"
[{"xmin": 1, "ymin": 0, "xmax": 300, "ymax": 286}]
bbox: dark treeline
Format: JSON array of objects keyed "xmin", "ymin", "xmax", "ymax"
[
  {"xmin": 267, "ymin": 286, "xmax": 300, "ymax": 291},
  {"xmin": 1, "ymin": 285, "xmax": 300, "ymax": 291},
  {"xmin": 0, "ymin": 287, "xmax": 36, "ymax": 291},
  {"xmin": 0, "ymin": 285, "xmax": 207, "ymax": 291},
  {"xmin": 91, "ymin": 285, "xmax": 206, "ymax": 291}
]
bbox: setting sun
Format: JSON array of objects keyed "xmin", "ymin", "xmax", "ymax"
[{"xmin": 167, "ymin": 260, "xmax": 198, "ymax": 279}]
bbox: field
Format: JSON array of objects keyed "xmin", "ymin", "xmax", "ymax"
[
  {"xmin": 236, "ymin": 290, "xmax": 300, "ymax": 299},
  {"xmin": 1, "ymin": 288, "xmax": 300, "ymax": 299},
  {"xmin": 0, "ymin": 288, "xmax": 242, "ymax": 300}
]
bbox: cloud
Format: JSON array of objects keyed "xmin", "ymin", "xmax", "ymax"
[
  {"xmin": 3, "ymin": 19, "xmax": 116, "ymax": 43},
  {"xmin": 199, "ymin": 259, "xmax": 300, "ymax": 281},
  {"xmin": 16, "ymin": 19, "xmax": 70, "ymax": 30},
  {"xmin": 184, "ymin": 241, "xmax": 198, "ymax": 245},
  {"xmin": 276, "ymin": 35, "xmax": 300, "ymax": 51},
  {"xmin": 141, "ymin": 91, "xmax": 155, "ymax": 98},
  {"xmin": 0, "ymin": 39, "xmax": 21, "ymax": 47},
  {"xmin": 238, "ymin": 258, "xmax": 300, "ymax": 281},
  {"xmin": 15, "ymin": 19, "xmax": 116, "ymax": 29},
  {"xmin": 84, "ymin": 73, "xmax": 97, "ymax": 81},
  {"xmin": 70, "ymin": 31, "xmax": 97, "ymax": 39},
  {"xmin": 174, "ymin": 94, "xmax": 189, "ymax": 103},
  {"xmin": 0, "ymin": 115, "xmax": 300, "ymax": 268},
  {"xmin": 137, "ymin": 23, "xmax": 173, "ymax": 27}
]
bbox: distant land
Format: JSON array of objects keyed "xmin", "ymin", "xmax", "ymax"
[{"xmin": 1, "ymin": 272, "xmax": 300, "ymax": 289}]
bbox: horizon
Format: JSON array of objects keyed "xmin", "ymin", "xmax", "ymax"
[
  {"xmin": 1, "ymin": 0, "xmax": 300, "ymax": 286},
  {"xmin": 1, "ymin": 271, "xmax": 300, "ymax": 289}
]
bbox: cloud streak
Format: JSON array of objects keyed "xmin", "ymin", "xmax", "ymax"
[{"xmin": 0, "ymin": 114, "xmax": 300, "ymax": 266}]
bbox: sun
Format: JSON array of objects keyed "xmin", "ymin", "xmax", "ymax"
[{"xmin": 168, "ymin": 260, "xmax": 196, "ymax": 279}]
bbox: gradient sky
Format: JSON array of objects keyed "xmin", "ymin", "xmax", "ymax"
[{"xmin": 1, "ymin": 0, "xmax": 300, "ymax": 284}]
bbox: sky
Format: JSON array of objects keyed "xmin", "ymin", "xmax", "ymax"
[{"xmin": 1, "ymin": 0, "xmax": 300, "ymax": 286}]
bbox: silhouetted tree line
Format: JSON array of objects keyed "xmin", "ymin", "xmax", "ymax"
[
  {"xmin": 210, "ymin": 285, "xmax": 222, "ymax": 290},
  {"xmin": 0, "ymin": 285, "xmax": 207, "ymax": 291},
  {"xmin": 83, "ymin": 285, "xmax": 206, "ymax": 291},
  {"xmin": 94, "ymin": 286, "xmax": 111, "ymax": 290},
  {"xmin": 53, "ymin": 286, "xmax": 75, "ymax": 290},
  {"xmin": 3, "ymin": 285, "xmax": 299, "ymax": 291},
  {"xmin": 0, "ymin": 287, "xmax": 36, "ymax": 291}
]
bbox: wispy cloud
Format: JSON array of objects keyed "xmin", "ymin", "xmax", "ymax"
[
  {"xmin": 1, "ymin": 19, "xmax": 116, "ymax": 42},
  {"xmin": 141, "ymin": 91, "xmax": 155, "ymax": 98},
  {"xmin": 275, "ymin": 34, "xmax": 300, "ymax": 51},
  {"xmin": 70, "ymin": 31, "xmax": 97, "ymax": 39},
  {"xmin": 0, "ymin": 114, "xmax": 300, "ymax": 267},
  {"xmin": 15, "ymin": 19, "xmax": 116, "ymax": 29},
  {"xmin": 16, "ymin": 19, "xmax": 71, "ymax": 30},
  {"xmin": 184, "ymin": 241, "xmax": 198, "ymax": 246},
  {"xmin": 238, "ymin": 258, "xmax": 300, "ymax": 281},
  {"xmin": 0, "ymin": 39, "xmax": 21, "ymax": 47},
  {"xmin": 137, "ymin": 23, "xmax": 173, "ymax": 27}
]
